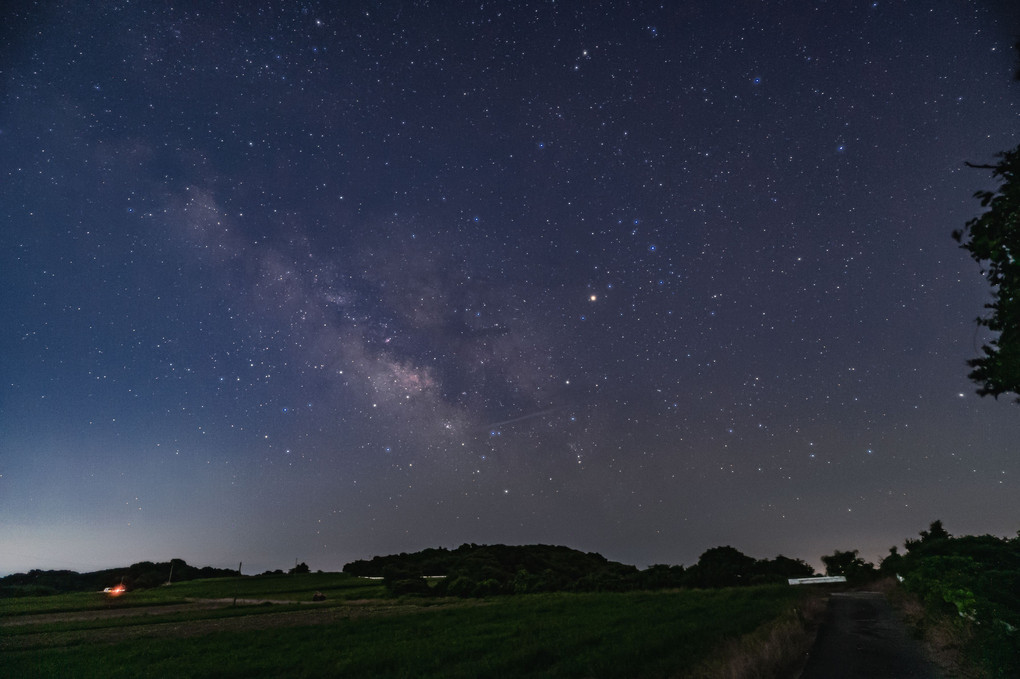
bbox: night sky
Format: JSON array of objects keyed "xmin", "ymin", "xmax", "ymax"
[{"xmin": 2, "ymin": 1, "xmax": 1018, "ymax": 576}]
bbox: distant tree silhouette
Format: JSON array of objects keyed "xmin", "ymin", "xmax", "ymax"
[
  {"xmin": 684, "ymin": 546, "xmax": 757, "ymax": 588},
  {"xmin": 0, "ymin": 560, "xmax": 239, "ymax": 596},
  {"xmin": 879, "ymin": 546, "xmax": 905, "ymax": 576},
  {"xmin": 344, "ymin": 543, "xmax": 637, "ymax": 595},
  {"xmin": 289, "ymin": 562, "xmax": 310, "ymax": 574},
  {"xmin": 820, "ymin": 549, "xmax": 877, "ymax": 583},
  {"xmin": 905, "ymin": 519, "xmax": 952, "ymax": 553},
  {"xmin": 636, "ymin": 564, "xmax": 686, "ymax": 589},
  {"xmin": 759, "ymin": 554, "xmax": 815, "ymax": 581}
]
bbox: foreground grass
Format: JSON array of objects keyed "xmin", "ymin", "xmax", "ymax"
[{"xmin": 4, "ymin": 585, "xmax": 808, "ymax": 678}]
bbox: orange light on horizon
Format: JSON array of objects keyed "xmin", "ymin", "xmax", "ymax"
[{"xmin": 106, "ymin": 584, "xmax": 126, "ymax": 597}]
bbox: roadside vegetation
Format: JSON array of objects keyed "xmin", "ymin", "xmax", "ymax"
[{"xmin": 878, "ymin": 522, "xmax": 1020, "ymax": 677}]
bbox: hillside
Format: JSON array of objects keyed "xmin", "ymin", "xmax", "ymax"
[{"xmin": 0, "ymin": 559, "xmax": 239, "ymax": 597}]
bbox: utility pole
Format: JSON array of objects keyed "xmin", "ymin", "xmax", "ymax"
[{"xmin": 238, "ymin": 561, "xmax": 242, "ymax": 576}]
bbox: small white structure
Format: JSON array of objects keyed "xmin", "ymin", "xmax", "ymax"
[{"xmin": 787, "ymin": 576, "xmax": 847, "ymax": 585}]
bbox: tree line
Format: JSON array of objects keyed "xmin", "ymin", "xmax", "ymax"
[
  {"xmin": 0, "ymin": 559, "xmax": 239, "ymax": 597},
  {"xmin": 342, "ymin": 542, "xmax": 815, "ymax": 597}
]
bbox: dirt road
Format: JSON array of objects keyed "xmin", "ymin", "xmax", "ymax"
[{"xmin": 799, "ymin": 592, "xmax": 941, "ymax": 678}]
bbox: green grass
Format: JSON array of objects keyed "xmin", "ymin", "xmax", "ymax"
[
  {"xmin": 0, "ymin": 589, "xmax": 191, "ymax": 616},
  {"xmin": 1, "ymin": 601, "xmax": 308, "ymax": 637},
  {"xmin": 2, "ymin": 581, "xmax": 808, "ymax": 678},
  {"xmin": 146, "ymin": 571, "xmax": 388, "ymax": 601}
]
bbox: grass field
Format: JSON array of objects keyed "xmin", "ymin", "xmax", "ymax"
[{"xmin": 2, "ymin": 574, "xmax": 812, "ymax": 678}]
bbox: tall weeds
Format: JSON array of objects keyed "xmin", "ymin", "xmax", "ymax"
[{"xmin": 686, "ymin": 593, "xmax": 827, "ymax": 679}]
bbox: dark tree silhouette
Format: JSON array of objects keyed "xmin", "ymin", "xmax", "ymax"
[
  {"xmin": 684, "ymin": 545, "xmax": 757, "ymax": 588},
  {"xmin": 920, "ymin": 519, "xmax": 951, "ymax": 543},
  {"xmin": 953, "ymin": 45, "xmax": 1020, "ymax": 399},
  {"xmin": 954, "ymin": 147, "xmax": 1020, "ymax": 398},
  {"xmin": 879, "ymin": 545, "xmax": 904, "ymax": 576},
  {"xmin": 904, "ymin": 519, "xmax": 952, "ymax": 553},
  {"xmin": 820, "ymin": 549, "xmax": 876, "ymax": 583}
]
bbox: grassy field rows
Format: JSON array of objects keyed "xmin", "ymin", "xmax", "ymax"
[{"xmin": 2, "ymin": 574, "xmax": 814, "ymax": 678}]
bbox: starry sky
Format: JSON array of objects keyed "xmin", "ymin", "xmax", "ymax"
[{"xmin": 2, "ymin": 1, "xmax": 1018, "ymax": 576}]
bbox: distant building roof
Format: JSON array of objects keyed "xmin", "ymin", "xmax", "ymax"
[{"xmin": 788, "ymin": 576, "xmax": 847, "ymax": 585}]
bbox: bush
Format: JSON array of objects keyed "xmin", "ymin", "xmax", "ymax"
[
  {"xmin": 386, "ymin": 577, "xmax": 431, "ymax": 596},
  {"xmin": 445, "ymin": 576, "xmax": 479, "ymax": 598}
]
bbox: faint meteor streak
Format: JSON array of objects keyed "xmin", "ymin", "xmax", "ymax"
[{"xmin": 485, "ymin": 407, "xmax": 562, "ymax": 429}]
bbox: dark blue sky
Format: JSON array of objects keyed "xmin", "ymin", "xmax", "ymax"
[{"xmin": 2, "ymin": 0, "xmax": 1018, "ymax": 575}]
